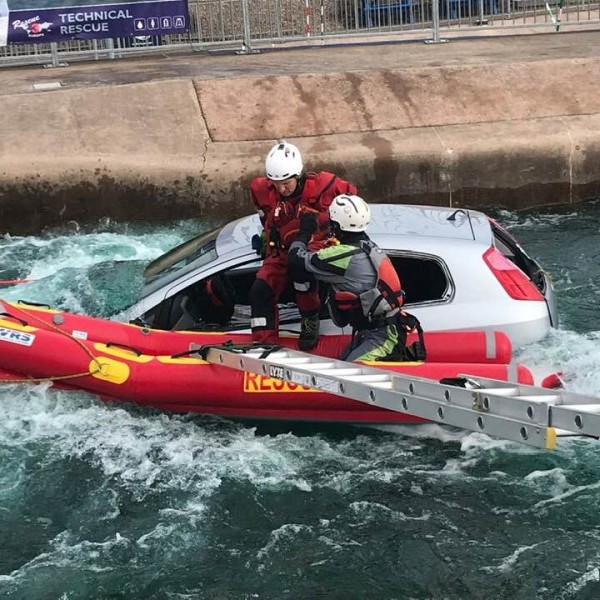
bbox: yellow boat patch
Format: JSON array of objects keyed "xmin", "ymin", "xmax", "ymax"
[{"xmin": 90, "ymin": 357, "xmax": 130, "ymax": 384}]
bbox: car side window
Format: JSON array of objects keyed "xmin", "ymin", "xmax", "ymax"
[{"xmin": 388, "ymin": 254, "xmax": 450, "ymax": 304}]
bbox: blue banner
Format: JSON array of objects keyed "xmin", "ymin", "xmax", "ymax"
[{"xmin": 3, "ymin": 0, "xmax": 188, "ymax": 45}]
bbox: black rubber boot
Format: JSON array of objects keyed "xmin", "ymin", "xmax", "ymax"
[{"xmin": 298, "ymin": 312, "xmax": 320, "ymax": 351}]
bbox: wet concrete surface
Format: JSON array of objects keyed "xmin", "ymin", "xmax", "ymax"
[
  {"xmin": 2, "ymin": 27, "xmax": 600, "ymax": 233},
  {"xmin": 2, "ymin": 29, "xmax": 600, "ymax": 97}
]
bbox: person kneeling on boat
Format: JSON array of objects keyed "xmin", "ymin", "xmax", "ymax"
[{"xmin": 288, "ymin": 194, "xmax": 422, "ymax": 361}]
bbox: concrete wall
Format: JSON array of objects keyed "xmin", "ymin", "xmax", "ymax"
[{"xmin": 2, "ymin": 35, "xmax": 600, "ymax": 234}]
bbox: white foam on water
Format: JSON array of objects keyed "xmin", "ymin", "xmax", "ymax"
[
  {"xmin": 371, "ymin": 423, "xmax": 544, "ymax": 465},
  {"xmin": 1, "ymin": 384, "xmax": 373, "ymax": 582},
  {"xmin": 495, "ymin": 208, "xmax": 576, "ymax": 230},
  {"xmin": 5, "ymin": 530, "xmax": 131, "ymax": 582},
  {"xmin": 480, "ymin": 543, "xmax": 540, "ymax": 574},
  {"xmin": 0, "ymin": 385, "xmax": 334, "ymax": 502},
  {"xmin": 561, "ymin": 563, "xmax": 600, "ymax": 597},
  {"xmin": 516, "ymin": 328, "xmax": 600, "ymax": 396},
  {"xmin": 0, "ymin": 222, "xmax": 204, "ymax": 313},
  {"xmin": 135, "ymin": 523, "xmax": 178, "ymax": 550},
  {"xmin": 524, "ymin": 467, "xmax": 572, "ymax": 497},
  {"xmin": 525, "ymin": 469, "xmax": 600, "ymax": 511},
  {"xmin": 370, "ymin": 422, "xmax": 471, "ymax": 445},
  {"xmin": 347, "ymin": 500, "xmax": 431, "ymax": 524},
  {"xmin": 2, "ymin": 235, "xmax": 155, "ymax": 287},
  {"xmin": 25, "ymin": 234, "xmax": 158, "ymax": 281}
]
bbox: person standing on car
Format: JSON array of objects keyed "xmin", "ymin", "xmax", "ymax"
[
  {"xmin": 288, "ymin": 194, "xmax": 421, "ymax": 361},
  {"xmin": 249, "ymin": 140, "xmax": 358, "ymax": 350}
]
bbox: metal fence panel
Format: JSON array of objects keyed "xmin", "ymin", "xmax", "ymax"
[{"xmin": 1, "ymin": 0, "xmax": 599, "ymax": 67}]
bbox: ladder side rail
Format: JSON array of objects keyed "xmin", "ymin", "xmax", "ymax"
[
  {"xmin": 462, "ymin": 375, "xmax": 600, "ymax": 439},
  {"xmin": 375, "ymin": 387, "xmax": 555, "ymax": 450},
  {"xmin": 241, "ymin": 350, "xmax": 561, "ymax": 415},
  {"xmin": 203, "ymin": 347, "xmax": 557, "ymax": 449},
  {"xmin": 217, "ymin": 347, "xmax": 545, "ymax": 421},
  {"xmin": 327, "ymin": 372, "xmax": 555, "ymax": 449},
  {"xmin": 389, "ymin": 374, "xmax": 556, "ymax": 428},
  {"xmin": 551, "ymin": 406, "xmax": 600, "ymax": 439},
  {"xmin": 459, "ymin": 375, "xmax": 600, "ymax": 406}
]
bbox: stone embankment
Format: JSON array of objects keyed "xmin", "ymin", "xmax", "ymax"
[{"xmin": 1, "ymin": 29, "xmax": 600, "ymax": 234}]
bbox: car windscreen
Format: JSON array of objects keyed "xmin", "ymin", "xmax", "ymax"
[{"xmin": 143, "ymin": 228, "xmax": 220, "ymax": 288}]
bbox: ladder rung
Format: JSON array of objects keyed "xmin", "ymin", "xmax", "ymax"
[
  {"xmin": 289, "ymin": 361, "xmax": 337, "ymax": 370},
  {"xmin": 272, "ymin": 357, "xmax": 317, "ymax": 365},
  {"xmin": 246, "ymin": 351, "xmax": 292, "ymax": 360},
  {"xmin": 306, "ymin": 363, "xmax": 342, "ymax": 374},
  {"xmin": 344, "ymin": 374, "xmax": 391, "ymax": 383},
  {"xmin": 517, "ymin": 395, "xmax": 561, "ymax": 404},
  {"xmin": 313, "ymin": 367, "xmax": 363, "ymax": 376},
  {"xmin": 370, "ymin": 381, "xmax": 393, "ymax": 390},
  {"xmin": 560, "ymin": 404, "xmax": 600, "ymax": 414},
  {"xmin": 479, "ymin": 387, "xmax": 520, "ymax": 396}
]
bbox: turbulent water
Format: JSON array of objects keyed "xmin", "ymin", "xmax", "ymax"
[{"xmin": 1, "ymin": 203, "xmax": 600, "ymax": 600}]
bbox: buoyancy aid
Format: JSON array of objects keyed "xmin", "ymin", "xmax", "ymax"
[
  {"xmin": 250, "ymin": 172, "xmax": 357, "ymax": 252},
  {"xmin": 325, "ymin": 240, "xmax": 428, "ymax": 360},
  {"xmin": 329, "ymin": 240, "xmax": 404, "ymax": 326}
]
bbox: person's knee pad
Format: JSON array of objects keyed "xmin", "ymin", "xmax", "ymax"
[
  {"xmin": 249, "ymin": 278, "xmax": 275, "ymax": 313},
  {"xmin": 288, "ymin": 262, "xmax": 315, "ymax": 287}
]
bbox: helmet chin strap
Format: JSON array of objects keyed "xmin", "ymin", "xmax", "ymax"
[
  {"xmin": 330, "ymin": 220, "xmax": 342, "ymax": 238},
  {"xmin": 290, "ymin": 174, "xmax": 305, "ymax": 199},
  {"xmin": 331, "ymin": 224, "xmax": 366, "ymax": 244}
]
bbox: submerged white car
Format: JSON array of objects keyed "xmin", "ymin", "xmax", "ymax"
[{"xmin": 124, "ymin": 204, "xmax": 558, "ymax": 348}]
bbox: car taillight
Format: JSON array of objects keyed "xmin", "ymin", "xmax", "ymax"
[{"xmin": 483, "ymin": 247, "xmax": 544, "ymax": 301}]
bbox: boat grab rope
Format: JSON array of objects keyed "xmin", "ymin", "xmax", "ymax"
[
  {"xmin": 0, "ymin": 298, "xmax": 103, "ymax": 385},
  {"xmin": 0, "ymin": 369, "xmax": 103, "ymax": 385}
]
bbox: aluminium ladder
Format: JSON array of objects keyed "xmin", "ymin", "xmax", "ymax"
[{"xmin": 199, "ymin": 343, "xmax": 600, "ymax": 450}]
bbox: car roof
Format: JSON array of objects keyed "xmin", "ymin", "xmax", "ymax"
[
  {"xmin": 368, "ymin": 204, "xmax": 491, "ymax": 242},
  {"xmin": 217, "ymin": 204, "xmax": 492, "ymax": 257}
]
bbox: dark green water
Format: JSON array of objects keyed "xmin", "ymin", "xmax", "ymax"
[{"xmin": 1, "ymin": 204, "xmax": 600, "ymax": 600}]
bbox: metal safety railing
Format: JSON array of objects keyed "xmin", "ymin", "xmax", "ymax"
[{"xmin": 1, "ymin": 0, "xmax": 599, "ymax": 68}]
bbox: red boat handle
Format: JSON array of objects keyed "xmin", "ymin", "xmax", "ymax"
[
  {"xmin": 105, "ymin": 342, "xmax": 143, "ymax": 357},
  {"xmin": 0, "ymin": 312, "xmax": 28, "ymax": 326}
]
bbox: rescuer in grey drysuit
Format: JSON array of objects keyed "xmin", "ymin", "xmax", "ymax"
[{"xmin": 288, "ymin": 194, "xmax": 423, "ymax": 362}]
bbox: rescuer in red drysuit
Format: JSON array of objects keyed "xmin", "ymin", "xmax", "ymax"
[{"xmin": 249, "ymin": 140, "xmax": 358, "ymax": 350}]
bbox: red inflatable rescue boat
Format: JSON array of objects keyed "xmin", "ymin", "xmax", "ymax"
[{"xmin": 0, "ymin": 301, "xmax": 534, "ymax": 425}]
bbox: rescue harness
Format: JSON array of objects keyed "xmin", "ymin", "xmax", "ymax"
[
  {"xmin": 321, "ymin": 240, "xmax": 426, "ymax": 361},
  {"xmin": 326, "ymin": 239, "xmax": 405, "ymax": 322}
]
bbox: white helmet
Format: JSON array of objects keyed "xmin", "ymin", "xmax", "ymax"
[
  {"xmin": 265, "ymin": 140, "xmax": 303, "ymax": 181},
  {"xmin": 329, "ymin": 194, "xmax": 371, "ymax": 232}
]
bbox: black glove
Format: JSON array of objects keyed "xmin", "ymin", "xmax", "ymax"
[{"xmin": 296, "ymin": 211, "xmax": 318, "ymax": 244}]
